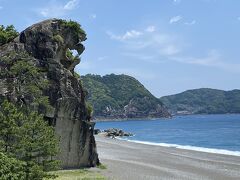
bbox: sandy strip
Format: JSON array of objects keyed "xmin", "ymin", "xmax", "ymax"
[{"xmin": 95, "ymin": 135, "xmax": 240, "ymax": 180}]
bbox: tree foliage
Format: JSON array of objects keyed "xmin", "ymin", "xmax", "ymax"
[
  {"xmin": 60, "ymin": 19, "xmax": 86, "ymax": 35},
  {"xmin": 86, "ymin": 102, "xmax": 93, "ymax": 120},
  {"xmin": 0, "ymin": 100, "xmax": 59, "ymax": 179},
  {"xmin": 81, "ymin": 74, "xmax": 164, "ymax": 116},
  {"xmin": 66, "ymin": 48, "xmax": 80, "ymax": 62},
  {"xmin": 160, "ymin": 88, "xmax": 240, "ymax": 114},
  {"xmin": 0, "ymin": 39, "xmax": 59, "ymax": 179},
  {"xmin": 0, "ymin": 152, "xmax": 26, "ymax": 180},
  {"xmin": 0, "ymin": 25, "xmax": 18, "ymax": 46},
  {"xmin": 1, "ymin": 55, "xmax": 52, "ymax": 113}
]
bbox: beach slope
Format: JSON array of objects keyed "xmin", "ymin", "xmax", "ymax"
[{"xmin": 96, "ymin": 135, "xmax": 240, "ymax": 180}]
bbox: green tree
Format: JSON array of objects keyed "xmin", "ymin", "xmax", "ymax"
[
  {"xmin": 81, "ymin": 74, "xmax": 165, "ymax": 117},
  {"xmin": 0, "ymin": 55, "xmax": 51, "ymax": 112},
  {"xmin": 0, "ymin": 25, "xmax": 18, "ymax": 46},
  {"xmin": 86, "ymin": 102, "xmax": 93, "ymax": 121},
  {"xmin": 0, "ymin": 100, "xmax": 23, "ymax": 154},
  {"xmin": 0, "ymin": 152, "xmax": 26, "ymax": 180},
  {"xmin": 10, "ymin": 60, "xmax": 50, "ymax": 108},
  {"xmin": 0, "ymin": 100, "xmax": 59, "ymax": 179},
  {"xmin": 18, "ymin": 111, "xmax": 59, "ymax": 179}
]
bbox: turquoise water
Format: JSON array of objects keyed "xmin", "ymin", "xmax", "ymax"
[{"xmin": 95, "ymin": 114, "xmax": 240, "ymax": 156}]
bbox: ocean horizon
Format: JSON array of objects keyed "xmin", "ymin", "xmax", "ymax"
[{"xmin": 95, "ymin": 114, "xmax": 240, "ymax": 156}]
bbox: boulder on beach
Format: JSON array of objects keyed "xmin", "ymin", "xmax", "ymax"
[{"xmin": 103, "ymin": 128, "xmax": 133, "ymax": 137}]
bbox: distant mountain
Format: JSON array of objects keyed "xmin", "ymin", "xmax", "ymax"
[
  {"xmin": 160, "ymin": 88, "xmax": 240, "ymax": 115},
  {"xmin": 81, "ymin": 74, "xmax": 171, "ymax": 120}
]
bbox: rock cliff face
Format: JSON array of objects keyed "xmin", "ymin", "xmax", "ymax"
[{"xmin": 0, "ymin": 19, "xmax": 99, "ymax": 168}]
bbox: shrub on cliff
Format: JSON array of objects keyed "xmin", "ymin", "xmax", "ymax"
[
  {"xmin": 66, "ymin": 48, "xmax": 80, "ymax": 62},
  {"xmin": 60, "ymin": 19, "xmax": 86, "ymax": 35},
  {"xmin": 86, "ymin": 102, "xmax": 94, "ymax": 120}
]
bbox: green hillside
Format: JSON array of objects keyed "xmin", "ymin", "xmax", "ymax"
[
  {"xmin": 160, "ymin": 88, "xmax": 240, "ymax": 115},
  {"xmin": 81, "ymin": 74, "xmax": 170, "ymax": 120}
]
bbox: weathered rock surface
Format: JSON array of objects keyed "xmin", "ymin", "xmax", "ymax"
[
  {"xmin": 97, "ymin": 97, "xmax": 171, "ymax": 120},
  {"xmin": 0, "ymin": 19, "xmax": 99, "ymax": 168}
]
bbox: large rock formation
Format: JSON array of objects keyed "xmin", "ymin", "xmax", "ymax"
[{"xmin": 0, "ymin": 19, "xmax": 99, "ymax": 168}]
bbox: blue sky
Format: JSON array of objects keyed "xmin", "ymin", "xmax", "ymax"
[{"xmin": 1, "ymin": 0, "xmax": 240, "ymax": 97}]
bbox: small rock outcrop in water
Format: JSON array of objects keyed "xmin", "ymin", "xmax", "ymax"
[
  {"xmin": 0, "ymin": 19, "xmax": 99, "ymax": 168},
  {"xmin": 94, "ymin": 129, "xmax": 101, "ymax": 135},
  {"xmin": 101, "ymin": 128, "xmax": 133, "ymax": 137}
]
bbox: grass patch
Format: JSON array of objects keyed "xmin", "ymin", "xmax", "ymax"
[
  {"xmin": 49, "ymin": 169, "xmax": 106, "ymax": 180},
  {"xmin": 97, "ymin": 164, "xmax": 107, "ymax": 170}
]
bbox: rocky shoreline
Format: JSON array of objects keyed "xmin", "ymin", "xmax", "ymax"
[
  {"xmin": 92, "ymin": 116, "xmax": 171, "ymax": 122},
  {"xmin": 94, "ymin": 128, "xmax": 133, "ymax": 138}
]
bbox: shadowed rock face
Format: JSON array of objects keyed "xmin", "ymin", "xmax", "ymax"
[{"xmin": 0, "ymin": 19, "xmax": 99, "ymax": 168}]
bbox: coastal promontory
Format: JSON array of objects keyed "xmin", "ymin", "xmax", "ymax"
[
  {"xmin": 82, "ymin": 74, "xmax": 171, "ymax": 120},
  {"xmin": 0, "ymin": 19, "xmax": 99, "ymax": 168},
  {"xmin": 160, "ymin": 88, "xmax": 240, "ymax": 115}
]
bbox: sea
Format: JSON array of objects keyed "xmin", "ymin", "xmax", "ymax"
[{"xmin": 95, "ymin": 114, "xmax": 240, "ymax": 156}]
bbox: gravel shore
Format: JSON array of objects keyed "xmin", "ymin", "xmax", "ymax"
[{"xmin": 95, "ymin": 135, "xmax": 240, "ymax": 180}]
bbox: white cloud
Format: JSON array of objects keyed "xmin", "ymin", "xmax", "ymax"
[
  {"xmin": 171, "ymin": 50, "xmax": 240, "ymax": 73},
  {"xmin": 128, "ymin": 33, "xmax": 181, "ymax": 56},
  {"xmin": 40, "ymin": 7, "xmax": 63, "ymax": 17},
  {"xmin": 107, "ymin": 25, "xmax": 240, "ymax": 74},
  {"xmin": 38, "ymin": 0, "xmax": 79, "ymax": 18},
  {"xmin": 145, "ymin": 26, "xmax": 156, "ymax": 32},
  {"xmin": 169, "ymin": 15, "xmax": 183, "ymax": 24},
  {"xmin": 184, "ymin": 20, "xmax": 196, "ymax": 25},
  {"xmin": 107, "ymin": 26, "xmax": 182, "ymax": 61},
  {"xmin": 107, "ymin": 30, "xmax": 143, "ymax": 41},
  {"xmin": 90, "ymin": 14, "xmax": 97, "ymax": 19},
  {"xmin": 173, "ymin": 0, "xmax": 181, "ymax": 4},
  {"xmin": 97, "ymin": 56, "xmax": 108, "ymax": 61},
  {"xmin": 122, "ymin": 52, "xmax": 156, "ymax": 61},
  {"xmin": 160, "ymin": 45, "xmax": 181, "ymax": 56},
  {"xmin": 121, "ymin": 30, "xmax": 142, "ymax": 40},
  {"xmin": 64, "ymin": 0, "xmax": 78, "ymax": 10},
  {"xmin": 172, "ymin": 50, "xmax": 220, "ymax": 66}
]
